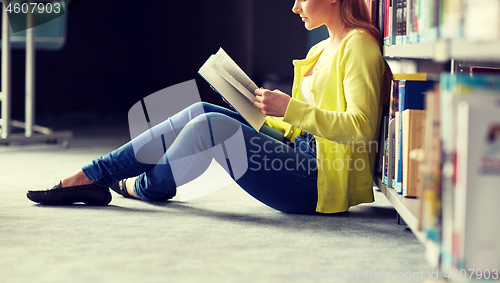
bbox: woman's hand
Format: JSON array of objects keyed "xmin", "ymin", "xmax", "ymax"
[{"xmin": 254, "ymin": 88, "xmax": 291, "ymax": 117}]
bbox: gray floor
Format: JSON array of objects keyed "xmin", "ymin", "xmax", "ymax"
[{"xmin": 0, "ymin": 127, "xmax": 430, "ymax": 283}]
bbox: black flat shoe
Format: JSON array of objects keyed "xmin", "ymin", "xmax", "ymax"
[
  {"xmin": 27, "ymin": 182, "xmax": 112, "ymax": 206},
  {"xmin": 111, "ymin": 179, "xmax": 176, "ymax": 201}
]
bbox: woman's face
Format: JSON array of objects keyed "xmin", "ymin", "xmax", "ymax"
[{"xmin": 292, "ymin": 0, "xmax": 336, "ymax": 30}]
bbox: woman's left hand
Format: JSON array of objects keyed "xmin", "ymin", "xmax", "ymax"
[{"xmin": 254, "ymin": 88, "xmax": 291, "ymax": 117}]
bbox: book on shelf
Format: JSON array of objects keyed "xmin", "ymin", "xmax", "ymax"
[
  {"xmin": 408, "ymin": 0, "xmax": 419, "ymax": 43},
  {"xmin": 198, "ymin": 48, "xmax": 265, "ymax": 132},
  {"xmin": 399, "ymin": 80, "xmax": 437, "ymax": 113},
  {"xmin": 464, "ymin": 0, "xmax": 500, "ymax": 42},
  {"xmin": 385, "ymin": 79, "xmax": 400, "ymax": 187},
  {"xmin": 432, "ymin": 0, "xmax": 440, "ymax": 40},
  {"xmin": 395, "ymin": 79, "xmax": 437, "ymax": 193},
  {"xmin": 396, "ymin": 0, "xmax": 403, "ymax": 45},
  {"xmin": 382, "ymin": 0, "xmax": 500, "ymax": 45},
  {"xmin": 440, "ymin": 74, "xmax": 500, "ymax": 155},
  {"xmin": 440, "ymin": 0, "xmax": 463, "ymax": 39},
  {"xmin": 417, "ymin": 0, "xmax": 439, "ymax": 42},
  {"xmin": 380, "ymin": 0, "xmax": 427, "ymax": 44},
  {"xmin": 402, "ymin": 0, "xmax": 407, "ymax": 43},
  {"xmin": 382, "ymin": 74, "xmax": 427, "ymax": 189},
  {"xmin": 394, "ymin": 111, "xmax": 402, "ymax": 191},
  {"xmin": 385, "ymin": 0, "xmax": 390, "ymax": 45},
  {"xmin": 391, "ymin": 0, "xmax": 398, "ymax": 45},
  {"xmin": 393, "ymin": 73, "xmax": 427, "ymax": 81},
  {"xmin": 395, "ymin": 0, "xmax": 407, "ymax": 44},
  {"xmin": 418, "ymin": 88, "xmax": 442, "ymax": 268},
  {"xmin": 402, "ymin": 109, "xmax": 426, "ymax": 197},
  {"xmin": 383, "ymin": 79, "xmax": 398, "ymax": 184},
  {"xmin": 379, "ymin": 0, "xmax": 385, "ymax": 43},
  {"xmin": 365, "ymin": 0, "xmax": 379, "ymax": 28},
  {"xmin": 378, "ymin": 116, "xmax": 390, "ymax": 175},
  {"xmin": 454, "ymin": 100, "xmax": 500, "ymax": 270},
  {"xmin": 389, "ymin": 80, "xmax": 400, "ymax": 119},
  {"xmin": 439, "ymin": 73, "xmax": 500, "ymax": 270},
  {"xmin": 384, "ymin": 0, "xmax": 397, "ymax": 45},
  {"xmin": 384, "ymin": 118, "xmax": 397, "ymax": 187}
]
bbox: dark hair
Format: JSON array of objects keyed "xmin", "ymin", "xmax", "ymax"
[{"xmin": 340, "ymin": 0, "xmax": 393, "ymax": 106}]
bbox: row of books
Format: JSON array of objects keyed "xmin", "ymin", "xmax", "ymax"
[
  {"xmin": 435, "ymin": 73, "xmax": 500, "ymax": 272},
  {"xmin": 379, "ymin": 73, "xmax": 433, "ymax": 198},
  {"xmin": 364, "ymin": 0, "xmax": 500, "ymax": 45},
  {"xmin": 378, "ymin": 73, "xmax": 500, "ymax": 272}
]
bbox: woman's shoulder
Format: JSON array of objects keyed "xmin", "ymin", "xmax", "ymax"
[
  {"xmin": 341, "ymin": 29, "xmax": 381, "ymax": 59},
  {"xmin": 343, "ymin": 29, "xmax": 379, "ymax": 47}
]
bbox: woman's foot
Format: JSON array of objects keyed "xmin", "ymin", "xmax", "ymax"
[
  {"xmin": 26, "ymin": 170, "xmax": 112, "ymax": 206},
  {"xmin": 60, "ymin": 169, "xmax": 94, "ymax": 187},
  {"xmin": 111, "ymin": 177, "xmax": 176, "ymax": 201},
  {"xmin": 27, "ymin": 182, "xmax": 112, "ymax": 206},
  {"xmin": 111, "ymin": 178, "xmax": 134, "ymax": 199}
]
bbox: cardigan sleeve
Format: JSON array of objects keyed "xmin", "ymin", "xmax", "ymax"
[
  {"xmin": 264, "ymin": 116, "xmax": 302, "ymax": 141},
  {"xmin": 283, "ymin": 32, "xmax": 383, "ymax": 145}
]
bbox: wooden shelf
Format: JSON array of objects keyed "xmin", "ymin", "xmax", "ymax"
[
  {"xmin": 374, "ymin": 176, "xmax": 426, "ymax": 243},
  {"xmin": 450, "ymin": 40, "xmax": 500, "ymax": 61},
  {"xmin": 383, "ymin": 42, "xmax": 436, "ymax": 60},
  {"xmin": 384, "ymin": 39, "xmax": 500, "ymax": 62}
]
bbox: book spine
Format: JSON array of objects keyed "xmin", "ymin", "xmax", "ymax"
[
  {"xmin": 402, "ymin": 109, "xmax": 426, "ymax": 197},
  {"xmin": 438, "ymin": 0, "xmax": 445, "ymax": 37},
  {"xmin": 417, "ymin": 0, "xmax": 425, "ymax": 41},
  {"xmin": 395, "ymin": 81, "xmax": 406, "ymax": 193},
  {"xmin": 402, "ymin": 110, "xmax": 410, "ymax": 196},
  {"xmin": 386, "ymin": 118, "xmax": 397, "ymax": 187},
  {"xmin": 380, "ymin": 116, "xmax": 390, "ymax": 174},
  {"xmin": 394, "ymin": 111, "xmax": 403, "ymax": 192},
  {"xmin": 389, "ymin": 80, "xmax": 400, "ymax": 119},
  {"xmin": 380, "ymin": 0, "xmax": 385, "ymax": 43},
  {"xmin": 441, "ymin": 0, "xmax": 463, "ymax": 39},
  {"xmin": 402, "ymin": 0, "xmax": 407, "ymax": 43},
  {"xmin": 406, "ymin": 0, "xmax": 412, "ymax": 42},
  {"xmin": 420, "ymin": 88, "xmax": 443, "ymax": 267},
  {"xmin": 411, "ymin": 0, "xmax": 420, "ymax": 42},
  {"xmin": 396, "ymin": 0, "xmax": 403, "ymax": 44},
  {"xmin": 390, "ymin": 0, "xmax": 397, "ymax": 44},
  {"xmin": 385, "ymin": 0, "xmax": 391, "ymax": 45},
  {"xmin": 372, "ymin": 0, "xmax": 378, "ymax": 27}
]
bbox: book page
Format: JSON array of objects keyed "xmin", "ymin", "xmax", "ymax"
[
  {"xmin": 199, "ymin": 48, "xmax": 266, "ymax": 132},
  {"xmin": 211, "ymin": 48, "xmax": 258, "ymax": 102}
]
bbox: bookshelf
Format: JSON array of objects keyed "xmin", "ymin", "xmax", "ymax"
[
  {"xmin": 376, "ymin": 0, "xmax": 500, "ymax": 272},
  {"xmin": 374, "ymin": 176, "xmax": 425, "ymax": 243}
]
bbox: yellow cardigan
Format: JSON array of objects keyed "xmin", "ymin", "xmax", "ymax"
[{"xmin": 265, "ymin": 29, "xmax": 385, "ymax": 213}]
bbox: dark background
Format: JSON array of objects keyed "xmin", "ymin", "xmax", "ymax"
[{"xmin": 3, "ymin": 0, "xmax": 308, "ymax": 129}]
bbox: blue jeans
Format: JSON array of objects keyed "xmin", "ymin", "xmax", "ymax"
[{"xmin": 82, "ymin": 102, "xmax": 318, "ymax": 214}]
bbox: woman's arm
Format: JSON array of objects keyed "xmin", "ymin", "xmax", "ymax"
[
  {"xmin": 254, "ymin": 88, "xmax": 303, "ymax": 141},
  {"xmin": 283, "ymin": 34, "xmax": 384, "ymax": 145}
]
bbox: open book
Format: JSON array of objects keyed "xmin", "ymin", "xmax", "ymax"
[{"xmin": 198, "ymin": 48, "xmax": 266, "ymax": 131}]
